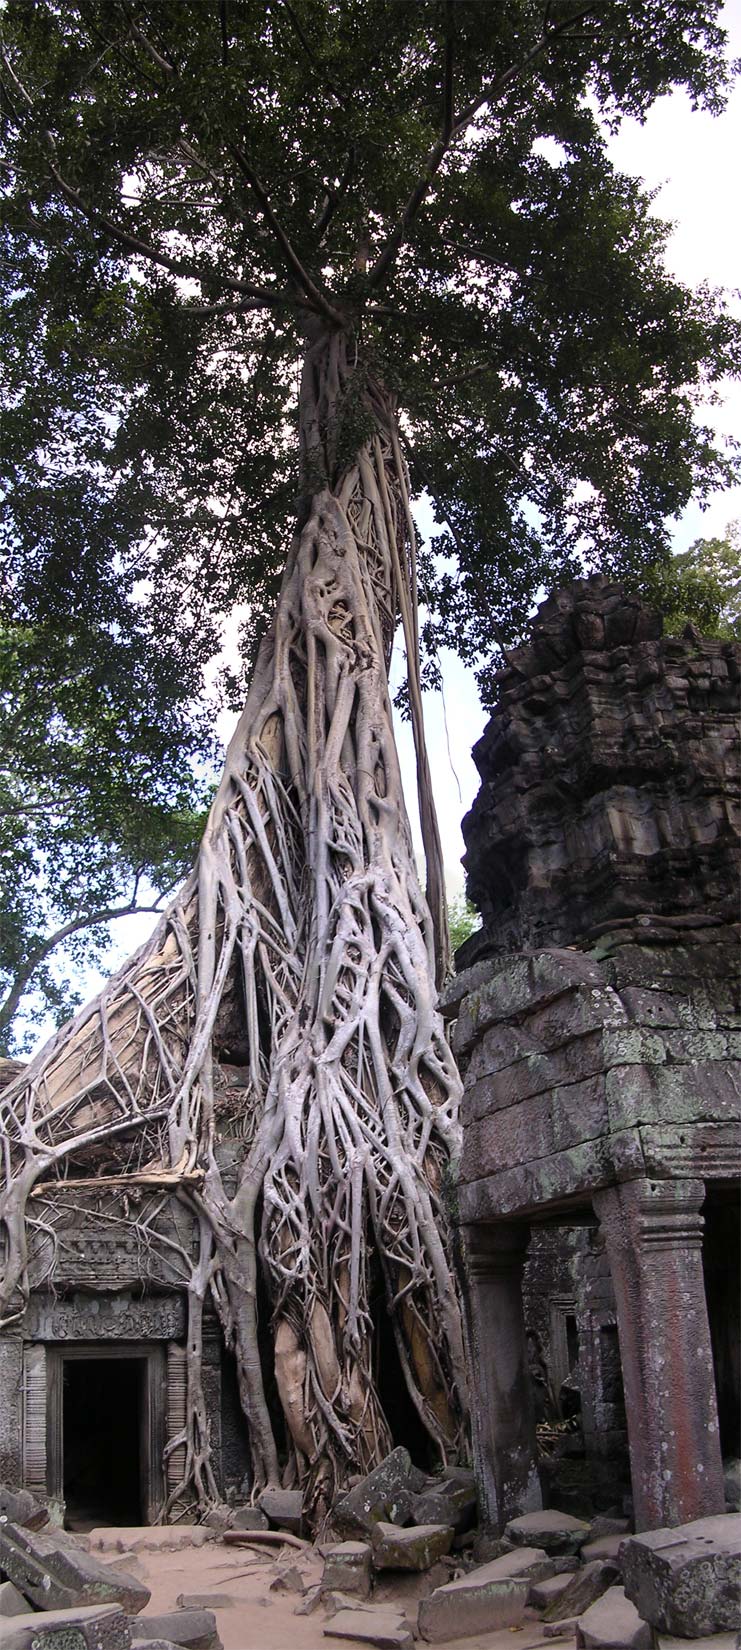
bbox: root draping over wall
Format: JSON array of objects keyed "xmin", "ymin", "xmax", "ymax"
[{"xmin": 0, "ymin": 335, "xmax": 468, "ymax": 1526}]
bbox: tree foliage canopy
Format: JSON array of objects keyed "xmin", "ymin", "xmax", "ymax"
[
  {"xmin": 642, "ymin": 523, "xmax": 741, "ymax": 641},
  {"xmin": 0, "ymin": 612, "xmax": 213, "ymax": 1050},
  {"xmin": 2, "ymin": 0, "xmax": 739, "ymax": 697}
]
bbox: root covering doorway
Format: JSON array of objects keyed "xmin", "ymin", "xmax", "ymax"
[{"xmin": 47, "ymin": 1342, "xmax": 166, "ymax": 1528}]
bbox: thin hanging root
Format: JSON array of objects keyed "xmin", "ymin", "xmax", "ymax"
[{"xmin": 0, "ymin": 333, "xmax": 469, "ymax": 1519}]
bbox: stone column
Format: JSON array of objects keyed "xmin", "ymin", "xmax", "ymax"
[
  {"xmin": 462, "ymin": 1223, "xmax": 541, "ymax": 1532},
  {"xmin": 594, "ymin": 1178, "xmax": 725, "ymax": 1530},
  {"xmin": 0, "ymin": 1336, "xmax": 23, "ymax": 1486}
]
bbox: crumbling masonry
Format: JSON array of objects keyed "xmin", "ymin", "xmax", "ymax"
[{"xmin": 446, "ymin": 576, "xmax": 740, "ymax": 1533}]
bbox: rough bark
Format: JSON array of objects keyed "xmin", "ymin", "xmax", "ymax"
[{"xmin": 0, "ymin": 331, "xmax": 468, "ymax": 1523}]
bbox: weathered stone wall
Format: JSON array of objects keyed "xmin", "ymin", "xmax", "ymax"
[
  {"xmin": 452, "ymin": 576, "xmax": 741, "ymax": 1531},
  {"xmin": 453, "ymin": 923, "xmax": 740, "ymax": 1221},
  {"xmin": 460, "ymin": 577, "xmax": 739, "ymax": 959}
]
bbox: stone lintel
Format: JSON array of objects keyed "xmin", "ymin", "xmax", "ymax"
[{"xmin": 457, "ymin": 1120, "xmax": 740, "ymax": 1225}]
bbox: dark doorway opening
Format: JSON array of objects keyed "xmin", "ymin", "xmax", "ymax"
[{"xmin": 63, "ymin": 1357, "xmax": 144, "ymax": 1529}]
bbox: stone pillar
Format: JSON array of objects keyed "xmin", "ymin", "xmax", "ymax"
[
  {"xmin": 463, "ymin": 1223, "xmax": 541, "ymax": 1532},
  {"xmin": 594, "ymin": 1178, "xmax": 725, "ymax": 1530},
  {"xmin": 0, "ymin": 1336, "xmax": 23, "ymax": 1486}
]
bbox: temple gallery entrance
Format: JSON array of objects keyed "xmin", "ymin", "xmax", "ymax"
[{"xmin": 46, "ymin": 1343, "xmax": 166, "ymax": 1528}]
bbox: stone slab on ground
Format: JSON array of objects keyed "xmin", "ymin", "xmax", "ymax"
[
  {"xmin": 576, "ymin": 1584, "xmax": 652, "ymax": 1650},
  {"xmin": 174, "ymin": 1595, "xmax": 236, "ymax": 1611},
  {"xmin": 229, "ymin": 1506, "xmax": 269, "ymax": 1531},
  {"xmin": 0, "ymin": 1486, "xmax": 48, "ymax": 1530},
  {"xmin": 582, "ymin": 1535, "xmax": 626, "ymax": 1566},
  {"xmin": 370, "ymin": 1522, "xmax": 453, "ymax": 1572},
  {"xmin": 658, "ymin": 1635, "xmax": 738, "ymax": 1650},
  {"xmin": 323, "ymin": 1607, "xmax": 413, "ymax": 1650},
  {"xmin": 127, "ymin": 1611, "xmax": 221, "ymax": 1650},
  {"xmin": 257, "ymin": 1488, "xmax": 304, "ymax": 1535},
  {"xmin": 529, "ymin": 1572, "xmax": 575, "ymax": 1610},
  {"xmin": 543, "ymin": 1618, "xmax": 580, "ymax": 1638},
  {"xmin": 621, "ymin": 1513, "xmax": 741, "ymax": 1637},
  {"xmin": 321, "ymin": 1542, "xmax": 372, "ymax": 1598},
  {"xmin": 417, "ymin": 1546, "xmax": 552, "ymax": 1642},
  {"xmin": 0, "ymin": 1580, "xmax": 35, "ymax": 1617},
  {"xmin": 0, "ymin": 1602, "xmax": 131, "ymax": 1650},
  {"xmin": 589, "ymin": 1519, "xmax": 631, "ymax": 1541},
  {"xmin": 294, "ymin": 1584, "xmax": 323, "ymax": 1615},
  {"xmin": 506, "ymin": 1511, "xmax": 591, "ymax": 1556},
  {"xmin": 104, "ymin": 1555, "xmax": 147, "ymax": 1579},
  {"xmin": 270, "ymin": 1563, "xmax": 307, "ymax": 1594},
  {"xmin": 410, "ymin": 1483, "xmax": 477, "ymax": 1536},
  {"xmin": 333, "ymin": 1449, "xmax": 413, "ymax": 1541},
  {"xmin": 542, "ymin": 1561, "xmax": 620, "ymax": 1623},
  {"xmin": 88, "ymin": 1530, "xmax": 216, "ymax": 1555},
  {"xmin": 0, "ymin": 1520, "xmax": 150, "ymax": 1615},
  {"xmin": 131, "ymin": 1642, "xmax": 186, "ymax": 1650}
]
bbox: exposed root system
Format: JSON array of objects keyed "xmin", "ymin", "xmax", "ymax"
[{"xmin": 0, "ymin": 334, "xmax": 468, "ymax": 1523}]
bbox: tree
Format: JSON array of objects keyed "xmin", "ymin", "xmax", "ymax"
[
  {"xmin": 640, "ymin": 523, "xmax": 741, "ymax": 640},
  {"xmin": 448, "ymin": 895, "xmax": 481, "ymax": 958},
  {"xmin": 1, "ymin": 2, "xmax": 739, "ymax": 1520},
  {"xmin": 0, "ymin": 615, "xmax": 215, "ymax": 1051}
]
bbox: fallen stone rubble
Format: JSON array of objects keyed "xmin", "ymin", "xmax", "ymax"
[{"xmin": 0, "ymin": 1460, "xmax": 738, "ymax": 1650}]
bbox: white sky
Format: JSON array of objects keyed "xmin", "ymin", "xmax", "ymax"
[{"xmin": 19, "ymin": 8, "xmax": 741, "ymax": 1044}]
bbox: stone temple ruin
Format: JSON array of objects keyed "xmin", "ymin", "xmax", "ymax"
[
  {"xmin": 446, "ymin": 575, "xmax": 740, "ymax": 1534},
  {"xmin": 0, "ymin": 575, "xmax": 739, "ymax": 1554}
]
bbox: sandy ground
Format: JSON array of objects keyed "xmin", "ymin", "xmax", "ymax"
[{"xmin": 87, "ymin": 1526, "xmax": 565, "ymax": 1650}]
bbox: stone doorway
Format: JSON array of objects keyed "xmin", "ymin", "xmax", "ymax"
[{"xmin": 46, "ymin": 1342, "xmax": 166, "ymax": 1528}]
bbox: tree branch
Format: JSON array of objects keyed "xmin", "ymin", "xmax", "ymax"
[
  {"xmin": 443, "ymin": 2, "xmax": 455, "ymax": 142},
  {"xmin": 228, "ymin": 144, "xmax": 343, "ymax": 324},
  {"xmin": 46, "ymin": 157, "xmax": 286, "ymax": 305},
  {"xmin": 0, "ymin": 895, "xmax": 170, "ymax": 1040},
  {"xmin": 366, "ymin": 3, "xmax": 600, "ymax": 294}
]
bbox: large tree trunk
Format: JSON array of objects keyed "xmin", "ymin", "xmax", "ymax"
[{"xmin": 0, "ymin": 330, "xmax": 468, "ymax": 1523}]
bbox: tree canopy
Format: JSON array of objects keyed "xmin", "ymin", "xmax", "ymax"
[
  {"xmin": 0, "ymin": 612, "xmax": 214, "ymax": 1050},
  {"xmin": 642, "ymin": 523, "xmax": 741, "ymax": 641},
  {"xmin": 2, "ymin": 1, "xmax": 739, "ymax": 702}
]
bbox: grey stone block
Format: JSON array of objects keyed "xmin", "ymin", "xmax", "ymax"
[
  {"xmin": 0, "ymin": 1581, "xmax": 34, "ymax": 1617},
  {"xmin": 323, "ymin": 1608, "xmax": 413, "ymax": 1649},
  {"xmin": 0, "ymin": 1487, "xmax": 48, "ymax": 1530},
  {"xmin": 417, "ymin": 1547, "xmax": 552, "ymax": 1642},
  {"xmin": 505, "ymin": 1509, "xmax": 590, "ymax": 1555},
  {"xmin": 333, "ymin": 1449, "xmax": 413, "ymax": 1540},
  {"xmin": 321, "ymin": 1542, "xmax": 372, "ymax": 1598},
  {"xmin": 370, "ymin": 1522, "xmax": 454, "ymax": 1572},
  {"xmin": 0, "ymin": 1603, "xmax": 130, "ymax": 1650},
  {"xmin": 621, "ymin": 1514, "xmax": 741, "ymax": 1636},
  {"xmin": 575, "ymin": 1584, "xmax": 652, "ymax": 1650},
  {"xmin": 229, "ymin": 1505, "xmax": 269, "ymax": 1531},
  {"xmin": 542, "ymin": 1561, "xmax": 620, "ymax": 1623},
  {"xmin": 528, "ymin": 1572, "xmax": 574, "ymax": 1610},
  {"xmin": 257, "ymin": 1487, "xmax": 303, "ymax": 1534},
  {"xmin": 269, "ymin": 1563, "xmax": 307, "ymax": 1594},
  {"xmin": 128, "ymin": 1612, "xmax": 221, "ymax": 1649},
  {"xmin": 0, "ymin": 1521, "xmax": 150, "ymax": 1615}
]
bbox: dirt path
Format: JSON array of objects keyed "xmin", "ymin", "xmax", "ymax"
[{"xmin": 88, "ymin": 1527, "xmax": 561, "ymax": 1650}]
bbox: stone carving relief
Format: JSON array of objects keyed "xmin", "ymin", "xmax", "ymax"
[{"xmin": 25, "ymin": 1289, "xmax": 186, "ymax": 1341}]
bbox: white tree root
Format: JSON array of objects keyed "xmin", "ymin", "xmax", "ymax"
[{"xmin": 0, "ymin": 332, "xmax": 468, "ymax": 1524}]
